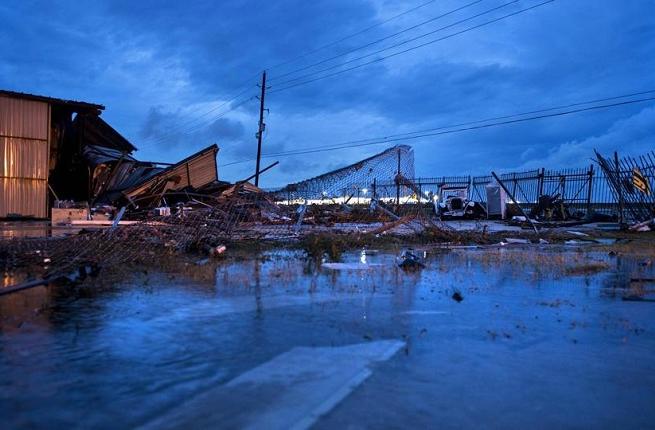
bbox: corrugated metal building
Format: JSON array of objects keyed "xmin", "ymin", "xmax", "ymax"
[
  {"xmin": 0, "ymin": 96, "xmax": 50, "ymax": 218},
  {"xmin": 1, "ymin": 90, "xmax": 222, "ymax": 219},
  {"xmin": 0, "ymin": 91, "xmax": 104, "ymax": 218}
]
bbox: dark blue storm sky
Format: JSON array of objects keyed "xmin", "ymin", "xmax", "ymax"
[{"xmin": 1, "ymin": 0, "xmax": 654, "ymax": 187}]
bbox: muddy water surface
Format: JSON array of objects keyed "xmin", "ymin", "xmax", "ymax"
[{"xmin": 1, "ymin": 247, "xmax": 654, "ymax": 429}]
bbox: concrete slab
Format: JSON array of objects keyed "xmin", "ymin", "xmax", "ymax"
[{"xmin": 141, "ymin": 341, "xmax": 405, "ymax": 430}]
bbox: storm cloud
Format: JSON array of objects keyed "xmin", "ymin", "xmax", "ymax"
[{"xmin": 1, "ymin": 0, "xmax": 653, "ymax": 186}]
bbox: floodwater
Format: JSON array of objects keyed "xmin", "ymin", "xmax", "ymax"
[{"xmin": 1, "ymin": 247, "xmax": 654, "ymax": 429}]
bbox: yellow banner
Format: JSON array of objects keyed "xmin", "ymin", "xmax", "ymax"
[{"xmin": 632, "ymin": 167, "xmax": 651, "ymax": 195}]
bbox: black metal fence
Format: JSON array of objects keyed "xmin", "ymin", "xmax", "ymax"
[
  {"xmin": 595, "ymin": 150, "xmax": 655, "ymax": 223},
  {"xmin": 372, "ymin": 167, "xmax": 611, "ymax": 214},
  {"xmin": 357, "ymin": 161, "xmax": 652, "ymax": 220},
  {"xmin": 270, "ymin": 149, "xmax": 654, "ymax": 222}
]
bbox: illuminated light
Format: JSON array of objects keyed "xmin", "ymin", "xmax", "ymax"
[{"xmin": 361, "ymin": 188, "xmax": 368, "ymax": 194}]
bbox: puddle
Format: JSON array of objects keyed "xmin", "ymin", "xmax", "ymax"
[{"xmin": 1, "ymin": 248, "xmax": 654, "ymax": 429}]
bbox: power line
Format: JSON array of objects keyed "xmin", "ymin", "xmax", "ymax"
[
  {"xmin": 137, "ymin": 95, "xmax": 258, "ymax": 150},
  {"xmin": 265, "ymin": 0, "xmax": 439, "ymax": 73},
  {"xmin": 139, "ymin": 88, "xmax": 257, "ymax": 149},
  {"xmin": 134, "ymin": 2, "xmax": 503, "ymax": 149},
  {"xmin": 275, "ymin": 89, "xmax": 655, "ymax": 152},
  {"xmin": 133, "ymin": 1, "xmax": 519, "ymax": 149},
  {"xmin": 137, "ymin": 1, "xmax": 551, "ymax": 153},
  {"xmin": 269, "ymin": 0, "xmax": 554, "ymax": 94},
  {"xmin": 219, "ymin": 92, "xmax": 655, "ymax": 166},
  {"xmin": 270, "ymin": 0, "xmax": 549, "ymax": 91},
  {"xmin": 139, "ymin": 74, "xmax": 260, "ymax": 145},
  {"xmin": 139, "ymin": 1, "xmax": 446, "ymax": 145},
  {"xmin": 272, "ymin": 96, "xmax": 655, "ymax": 156},
  {"xmin": 269, "ymin": 0, "xmax": 484, "ymax": 82},
  {"xmin": 270, "ymin": 0, "xmax": 520, "ymax": 87}
]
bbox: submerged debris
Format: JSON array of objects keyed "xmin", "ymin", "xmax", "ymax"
[{"xmin": 398, "ymin": 251, "xmax": 425, "ymax": 271}]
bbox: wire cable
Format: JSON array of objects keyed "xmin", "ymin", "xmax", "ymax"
[
  {"xmin": 269, "ymin": 0, "xmax": 553, "ymax": 93},
  {"xmin": 141, "ymin": 1, "xmax": 445, "ymax": 144},
  {"xmin": 219, "ymin": 92, "xmax": 655, "ymax": 166},
  {"xmin": 269, "ymin": 0, "xmax": 484, "ymax": 82},
  {"xmin": 271, "ymin": 0, "xmax": 520, "ymax": 87},
  {"xmin": 270, "ymin": 89, "xmax": 655, "ymax": 152},
  {"xmin": 138, "ymin": 83, "xmax": 258, "ymax": 147},
  {"xmin": 135, "ymin": 1, "xmax": 518, "ymax": 149},
  {"xmin": 265, "ymin": 0, "xmax": 439, "ymax": 72},
  {"xmin": 137, "ymin": 95, "xmax": 258, "ymax": 149}
]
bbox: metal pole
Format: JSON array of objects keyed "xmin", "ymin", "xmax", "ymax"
[
  {"xmin": 239, "ymin": 161, "xmax": 279, "ymax": 184},
  {"xmin": 492, "ymin": 171, "xmax": 539, "ymax": 235},
  {"xmin": 255, "ymin": 71, "xmax": 267, "ymax": 187},
  {"xmin": 615, "ymin": 151, "xmax": 624, "ymax": 225},
  {"xmin": 586, "ymin": 164, "xmax": 594, "ymax": 216},
  {"xmin": 396, "ymin": 148, "xmax": 401, "ymax": 209}
]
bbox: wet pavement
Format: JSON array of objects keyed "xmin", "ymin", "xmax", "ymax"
[{"xmin": 1, "ymin": 247, "xmax": 654, "ymax": 429}]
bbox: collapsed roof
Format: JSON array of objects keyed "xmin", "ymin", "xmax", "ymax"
[{"xmin": 86, "ymin": 144, "xmax": 220, "ymax": 206}]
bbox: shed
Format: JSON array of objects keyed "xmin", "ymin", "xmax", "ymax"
[{"xmin": 0, "ymin": 91, "xmax": 104, "ymax": 218}]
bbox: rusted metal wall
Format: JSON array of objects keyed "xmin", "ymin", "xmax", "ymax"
[{"xmin": 0, "ymin": 96, "xmax": 49, "ymax": 218}]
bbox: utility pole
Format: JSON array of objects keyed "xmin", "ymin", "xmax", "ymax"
[
  {"xmin": 395, "ymin": 148, "xmax": 401, "ymax": 210},
  {"xmin": 254, "ymin": 71, "xmax": 267, "ymax": 187}
]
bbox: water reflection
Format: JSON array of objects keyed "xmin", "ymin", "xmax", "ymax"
[{"xmin": 0, "ymin": 248, "xmax": 653, "ymax": 429}]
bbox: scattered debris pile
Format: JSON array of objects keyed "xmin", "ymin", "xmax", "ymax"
[
  {"xmin": 2, "ymin": 145, "xmax": 654, "ymax": 295},
  {"xmin": 217, "ymin": 182, "xmax": 290, "ymax": 224},
  {"xmin": 530, "ymin": 194, "xmax": 570, "ymax": 221}
]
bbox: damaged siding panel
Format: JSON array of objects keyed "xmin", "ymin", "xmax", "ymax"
[
  {"xmin": 188, "ymin": 150, "xmax": 219, "ymax": 188},
  {"xmin": 122, "ymin": 145, "xmax": 218, "ymax": 200},
  {"xmin": 0, "ymin": 96, "xmax": 49, "ymax": 218}
]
